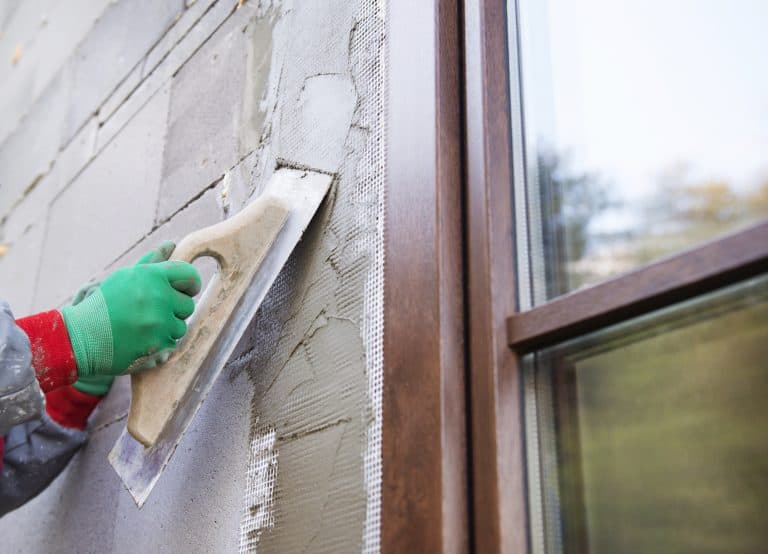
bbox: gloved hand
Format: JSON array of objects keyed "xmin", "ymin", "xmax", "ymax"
[
  {"xmin": 63, "ymin": 241, "xmax": 200, "ymax": 380},
  {"xmin": 72, "ymin": 242, "xmax": 179, "ymax": 396},
  {"xmin": 70, "ymin": 242, "xmax": 178, "ymax": 395}
]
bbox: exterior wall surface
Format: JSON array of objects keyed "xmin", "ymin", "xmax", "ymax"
[{"xmin": 0, "ymin": 1, "xmax": 385, "ymax": 552}]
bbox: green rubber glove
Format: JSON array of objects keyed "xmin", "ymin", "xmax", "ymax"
[
  {"xmin": 63, "ymin": 242, "xmax": 200, "ymax": 379},
  {"xmin": 71, "ymin": 242, "xmax": 178, "ymax": 396}
]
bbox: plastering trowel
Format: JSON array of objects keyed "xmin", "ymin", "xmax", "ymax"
[{"xmin": 108, "ymin": 168, "xmax": 332, "ymax": 507}]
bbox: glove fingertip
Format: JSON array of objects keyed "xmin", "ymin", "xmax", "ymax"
[
  {"xmin": 173, "ymin": 278, "xmax": 202, "ymax": 296},
  {"xmin": 137, "ymin": 241, "xmax": 177, "ymax": 265},
  {"xmin": 157, "ymin": 240, "xmax": 176, "ymax": 261},
  {"xmin": 162, "ymin": 261, "xmax": 203, "ymax": 296}
]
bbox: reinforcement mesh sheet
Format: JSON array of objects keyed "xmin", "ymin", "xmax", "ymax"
[{"xmin": 358, "ymin": 3, "xmax": 387, "ymax": 553}]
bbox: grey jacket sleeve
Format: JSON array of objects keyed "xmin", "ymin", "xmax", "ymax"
[
  {"xmin": 0, "ymin": 301, "xmax": 44, "ymax": 435},
  {"xmin": 0, "ymin": 414, "xmax": 87, "ymax": 516},
  {"xmin": 0, "ymin": 300, "xmax": 90, "ymax": 517}
]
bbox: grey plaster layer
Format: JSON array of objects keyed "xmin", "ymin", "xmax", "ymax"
[
  {"xmin": 271, "ymin": 7, "xmax": 359, "ymax": 173},
  {"xmin": 36, "ymin": 84, "xmax": 171, "ymax": 310}
]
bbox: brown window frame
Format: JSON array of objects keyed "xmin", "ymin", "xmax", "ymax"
[
  {"xmin": 464, "ymin": 1, "xmax": 530, "ymax": 552},
  {"xmin": 382, "ymin": 1, "xmax": 470, "ymax": 552},
  {"xmin": 464, "ymin": 1, "xmax": 768, "ymax": 553}
]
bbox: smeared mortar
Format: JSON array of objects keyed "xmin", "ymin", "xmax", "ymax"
[{"xmin": 228, "ymin": 1, "xmax": 385, "ymax": 552}]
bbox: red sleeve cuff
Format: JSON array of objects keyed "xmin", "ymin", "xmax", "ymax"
[
  {"xmin": 45, "ymin": 386, "xmax": 102, "ymax": 430},
  {"xmin": 15, "ymin": 310, "xmax": 78, "ymax": 393}
]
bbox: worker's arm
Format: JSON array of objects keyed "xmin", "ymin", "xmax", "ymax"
[
  {"xmin": 0, "ymin": 393, "xmax": 93, "ymax": 516},
  {"xmin": 0, "ymin": 242, "xmax": 200, "ymax": 515},
  {"xmin": 0, "ymin": 300, "xmax": 93, "ymax": 516},
  {"xmin": 0, "ymin": 301, "xmax": 45, "ymax": 437}
]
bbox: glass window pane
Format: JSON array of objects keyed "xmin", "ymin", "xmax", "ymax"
[
  {"xmin": 514, "ymin": 0, "xmax": 768, "ymax": 304},
  {"xmin": 525, "ymin": 275, "xmax": 768, "ymax": 553}
]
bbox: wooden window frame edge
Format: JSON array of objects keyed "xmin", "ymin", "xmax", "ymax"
[
  {"xmin": 464, "ymin": 1, "xmax": 530, "ymax": 553},
  {"xmin": 508, "ymin": 221, "xmax": 768, "ymax": 354},
  {"xmin": 382, "ymin": 1, "xmax": 469, "ymax": 552}
]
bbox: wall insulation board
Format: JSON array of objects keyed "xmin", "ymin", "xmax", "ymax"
[{"xmin": 0, "ymin": 1, "xmax": 386, "ymax": 552}]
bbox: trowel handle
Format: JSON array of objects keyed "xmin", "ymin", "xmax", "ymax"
[
  {"xmin": 170, "ymin": 213, "xmax": 248, "ymax": 271},
  {"xmin": 127, "ymin": 197, "xmax": 291, "ymax": 447}
]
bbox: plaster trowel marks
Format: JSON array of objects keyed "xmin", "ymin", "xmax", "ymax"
[{"xmin": 233, "ymin": 0, "xmax": 386, "ymax": 551}]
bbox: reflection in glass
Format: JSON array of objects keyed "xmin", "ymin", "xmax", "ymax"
[
  {"xmin": 514, "ymin": 0, "xmax": 768, "ymax": 303},
  {"xmin": 525, "ymin": 275, "xmax": 768, "ymax": 553}
]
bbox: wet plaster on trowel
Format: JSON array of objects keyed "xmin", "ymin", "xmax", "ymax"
[{"xmin": 229, "ymin": 1, "xmax": 380, "ymax": 552}]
